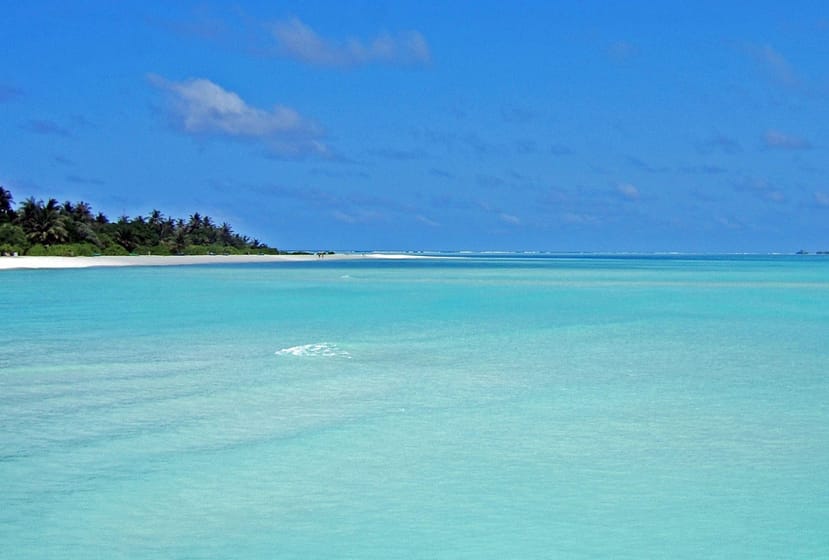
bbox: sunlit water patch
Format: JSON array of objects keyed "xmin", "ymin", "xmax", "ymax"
[{"xmin": 275, "ymin": 342, "xmax": 352, "ymax": 358}]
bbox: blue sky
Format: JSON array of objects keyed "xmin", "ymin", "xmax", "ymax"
[{"xmin": 2, "ymin": 1, "xmax": 828, "ymax": 251}]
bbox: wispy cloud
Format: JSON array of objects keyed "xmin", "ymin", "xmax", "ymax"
[
  {"xmin": 734, "ymin": 176, "xmax": 786, "ymax": 203},
  {"xmin": 499, "ymin": 213, "xmax": 521, "ymax": 225},
  {"xmin": 149, "ymin": 74, "xmax": 329, "ymax": 158},
  {"xmin": 428, "ymin": 193, "xmax": 473, "ymax": 210},
  {"xmin": 21, "ymin": 119, "xmax": 71, "ymax": 136},
  {"xmin": 549, "ymin": 144, "xmax": 573, "ymax": 156},
  {"xmin": 332, "ymin": 209, "xmax": 385, "ymax": 224},
  {"xmin": 514, "ymin": 139, "xmax": 539, "ymax": 155},
  {"xmin": 562, "ymin": 212, "xmax": 601, "ymax": 226},
  {"xmin": 271, "ymin": 18, "xmax": 430, "ymax": 67},
  {"xmin": 416, "ymin": 214, "xmax": 440, "ymax": 227},
  {"xmin": 429, "ymin": 168, "xmax": 453, "ymax": 179},
  {"xmin": 814, "ymin": 191, "xmax": 829, "ymax": 207},
  {"xmin": 679, "ymin": 164, "xmax": 728, "ymax": 175},
  {"xmin": 747, "ymin": 44, "xmax": 799, "ymax": 87},
  {"xmin": 477, "ymin": 174, "xmax": 506, "ymax": 189},
  {"xmin": 716, "ymin": 216, "xmax": 744, "ymax": 230},
  {"xmin": 66, "ymin": 175, "xmax": 105, "ymax": 185},
  {"xmin": 369, "ymin": 147, "xmax": 428, "ymax": 160},
  {"xmin": 696, "ymin": 133, "xmax": 742, "ymax": 155},
  {"xmin": 156, "ymin": 7, "xmax": 229, "ymax": 42},
  {"xmin": 256, "ymin": 181, "xmax": 421, "ymax": 226},
  {"xmin": 607, "ymin": 40, "xmax": 639, "ymax": 62},
  {"xmin": 462, "ymin": 132, "xmax": 497, "ymax": 156},
  {"xmin": 625, "ymin": 155, "xmax": 667, "ymax": 173},
  {"xmin": 762, "ymin": 129, "xmax": 812, "ymax": 150},
  {"xmin": 500, "ymin": 104, "xmax": 540, "ymax": 124},
  {"xmin": 310, "ymin": 167, "xmax": 370, "ymax": 180},
  {"xmin": 616, "ymin": 183, "xmax": 640, "ymax": 201},
  {"xmin": 0, "ymin": 83, "xmax": 23, "ymax": 102}
]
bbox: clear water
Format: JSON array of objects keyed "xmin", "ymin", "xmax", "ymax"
[{"xmin": 2, "ymin": 255, "xmax": 828, "ymax": 558}]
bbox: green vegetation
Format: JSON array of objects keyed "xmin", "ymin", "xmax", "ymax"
[{"xmin": 0, "ymin": 186, "xmax": 279, "ymax": 256}]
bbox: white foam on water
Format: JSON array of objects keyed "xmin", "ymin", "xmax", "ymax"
[{"xmin": 275, "ymin": 342, "xmax": 352, "ymax": 358}]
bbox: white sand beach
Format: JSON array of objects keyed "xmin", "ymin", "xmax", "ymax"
[{"xmin": 0, "ymin": 253, "xmax": 424, "ymax": 270}]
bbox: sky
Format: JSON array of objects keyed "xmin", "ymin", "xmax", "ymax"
[{"xmin": 2, "ymin": 1, "xmax": 828, "ymax": 252}]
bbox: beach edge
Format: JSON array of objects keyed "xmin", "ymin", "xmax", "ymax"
[{"xmin": 0, "ymin": 253, "xmax": 426, "ymax": 270}]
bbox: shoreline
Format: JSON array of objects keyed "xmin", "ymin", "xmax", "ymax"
[{"xmin": 0, "ymin": 253, "xmax": 424, "ymax": 270}]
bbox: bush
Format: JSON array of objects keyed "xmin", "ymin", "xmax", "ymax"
[
  {"xmin": 182, "ymin": 244, "xmax": 210, "ymax": 255},
  {"xmin": 0, "ymin": 223, "xmax": 28, "ymax": 254},
  {"xmin": 136, "ymin": 244, "xmax": 172, "ymax": 256},
  {"xmin": 102, "ymin": 244, "xmax": 129, "ymax": 256},
  {"xmin": 42, "ymin": 243, "xmax": 97, "ymax": 256},
  {"xmin": 26, "ymin": 244, "xmax": 49, "ymax": 256}
]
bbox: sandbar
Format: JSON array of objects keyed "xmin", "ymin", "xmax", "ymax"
[{"xmin": 0, "ymin": 253, "xmax": 424, "ymax": 270}]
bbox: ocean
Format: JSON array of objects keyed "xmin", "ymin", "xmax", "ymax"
[{"xmin": 1, "ymin": 255, "xmax": 828, "ymax": 558}]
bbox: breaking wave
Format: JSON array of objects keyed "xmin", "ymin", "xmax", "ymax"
[{"xmin": 275, "ymin": 343, "xmax": 352, "ymax": 358}]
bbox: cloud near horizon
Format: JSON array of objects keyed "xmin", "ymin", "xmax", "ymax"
[
  {"xmin": 149, "ymin": 74, "xmax": 329, "ymax": 158},
  {"xmin": 21, "ymin": 119, "xmax": 71, "ymax": 137},
  {"xmin": 0, "ymin": 83, "xmax": 23, "ymax": 102},
  {"xmin": 696, "ymin": 133, "xmax": 742, "ymax": 155},
  {"xmin": 762, "ymin": 129, "xmax": 812, "ymax": 150},
  {"xmin": 616, "ymin": 183, "xmax": 640, "ymax": 201},
  {"xmin": 607, "ymin": 40, "xmax": 638, "ymax": 62},
  {"xmin": 735, "ymin": 176, "xmax": 786, "ymax": 204},
  {"xmin": 499, "ymin": 213, "xmax": 521, "ymax": 225},
  {"xmin": 271, "ymin": 18, "xmax": 430, "ymax": 67},
  {"xmin": 748, "ymin": 44, "xmax": 799, "ymax": 87}
]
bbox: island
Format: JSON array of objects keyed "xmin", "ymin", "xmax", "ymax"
[{"xmin": 0, "ymin": 186, "xmax": 284, "ymax": 257}]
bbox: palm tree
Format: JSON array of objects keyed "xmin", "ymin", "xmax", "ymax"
[
  {"xmin": 160, "ymin": 217, "xmax": 176, "ymax": 244},
  {"xmin": 61, "ymin": 200, "xmax": 99, "ymax": 246},
  {"xmin": 18, "ymin": 198, "xmax": 69, "ymax": 245},
  {"xmin": 201, "ymin": 215, "xmax": 218, "ymax": 243},
  {"xmin": 173, "ymin": 228, "xmax": 188, "ymax": 254},
  {"xmin": 0, "ymin": 186, "xmax": 14, "ymax": 223},
  {"xmin": 187, "ymin": 213, "xmax": 202, "ymax": 232},
  {"xmin": 41, "ymin": 199, "xmax": 69, "ymax": 245},
  {"xmin": 145, "ymin": 210, "xmax": 165, "ymax": 247},
  {"xmin": 219, "ymin": 222, "xmax": 234, "ymax": 245},
  {"xmin": 73, "ymin": 202, "xmax": 94, "ymax": 224}
]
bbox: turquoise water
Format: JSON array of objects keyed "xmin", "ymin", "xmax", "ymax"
[{"xmin": 2, "ymin": 255, "xmax": 828, "ymax": 558}]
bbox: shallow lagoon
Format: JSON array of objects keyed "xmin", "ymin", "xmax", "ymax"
[{"xmin": 2, "ymin": 255, "xmax": 828, "ymax": 558}]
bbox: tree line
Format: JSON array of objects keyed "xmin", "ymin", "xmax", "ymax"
[{"xmin": 0, "ymin": 186, "xmax": 279, "ymax": 256}]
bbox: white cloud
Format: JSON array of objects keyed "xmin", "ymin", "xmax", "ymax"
[
  {"xmin": 271, "ymin": 18, "xmax": 430, "ymax": 67},
  {"xmin": 331, "ymin": 209, "xmax": 384, "ymax": 224},
  {"xmin": 332, "ymin": 210, "xmax": 358, "ymax": 224},
  {"xmin": 763, "ymin": 129, "xmax": 812, "ymax": 150},
  {"xmin": 616, "ymin": 183, "xmax": 640, "ymax": 201},
  {"xmin": 735, "ymin": 176, "xmax": 787, "ymax": 204},
  {"xmin": 0, "ymin": 83, "xmax": 23, "ymax": 102},
  {"xmin": 751, "ymin": 44, "xmax": 798, "ymax": 87},
  {"xmin": 149, "ymin": 74, "xmax": 328, "ymax": 158},
  {"xmin": 562, "ymin": 212, "xmax": 600, "ymax": 226},
  {"xmin": 607, "ymin": 41, "xmax": 638, "ymax": 62},
  {"xmin": 416, "ymin": 214, "xmax": 440, "ymax": 227},
  {"xmin": 716, "ymin": 216, "xmax": 743, "ymax": 230},
  {"xmin": 499, "ymin": 213, "xmax": 521, "ymax": 225},
  {"xmin": 765, "ymin": 190, "xmax": 786, "ymax": 203}
]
